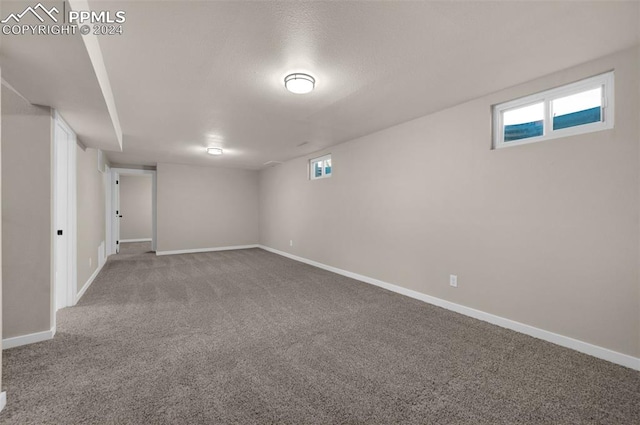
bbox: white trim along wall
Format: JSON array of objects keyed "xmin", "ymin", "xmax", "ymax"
[
  {"xmin": 2, "ymin": 327, "xmax": 56, "ymax": 350},
  {"xmin": 156, "ymin": 244, "xmax": 259, "ymax": 256},
  {"xmin": 75, "ymin": 254, "xmax": 107, "ymax": 305},
  {"xmin": 258, "ymin": 245, "xmax": 640, "ymax": 371}
]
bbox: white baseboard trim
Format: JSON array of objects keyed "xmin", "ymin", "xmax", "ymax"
[
  {"xmin": 0, "ymin": 392, "xmax": 6, "ymax": 413},
  {"xmin": 120, "ymin": 238, "xmax": 152, "ymax": 243},
  {"xmin": 156, "ymin": 244, "xmax": 260, "ymax": 256},
  {"xmin": 258, "ymin": 245, "xmax": 640, "ymax": 371},
  {"xmin": 3, "ymin": 327, "xmax": 56, "ymax": 350},
  {"xmin": 75, "ymin": 256, "xmax": 107, "ymax": 304}
]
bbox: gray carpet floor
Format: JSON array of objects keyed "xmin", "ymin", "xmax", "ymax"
[{"xmin": 1, "ymin": 243, "xmax": 639, "ymax": 424}]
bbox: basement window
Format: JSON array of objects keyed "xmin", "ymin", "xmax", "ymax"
[
  {"xmin": 310, "ymin": 154, "xmax": 332, "ymax": 180},
  {"xmin": 493, "ymin": 71, "xmax": 614, "ymax": 149}
]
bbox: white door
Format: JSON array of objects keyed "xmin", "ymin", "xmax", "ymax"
[
  {"xmin": 114, "ymin": 172, "xmax": 121, "ymax": 254},
  {"xmin": 104, "ymin": 165, "xmax": 112, "ymax": 255},
  {"xmin": 54, "ymin": 119, "xmax": 71, "ymax": 310}
]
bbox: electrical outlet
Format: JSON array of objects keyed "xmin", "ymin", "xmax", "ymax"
[
  {"xmin": 449, "ymin": 274, "xmax": 458, "ymax": 288},
  {"xmin": 289, "ymin": 240, "xmax": 293, "ymax": 247}
]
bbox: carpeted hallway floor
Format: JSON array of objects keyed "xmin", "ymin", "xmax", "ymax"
[{"xmin": 2, "ymin": 243, "xmax": 639, "ymax": 424}]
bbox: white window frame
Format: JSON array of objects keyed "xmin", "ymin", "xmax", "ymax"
[
  {"xmin": 493, "ymin": 71, "xmax": 614, "ymax": 149},
  {"xmin": 309, "ymin": 154, "xmax": 332, "ymax": 180}
]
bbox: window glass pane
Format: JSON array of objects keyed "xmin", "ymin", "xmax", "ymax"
[
  {"xmin": 503, "ymin": 102, "xmax": 544, "ymax": 142},
  {"xmin": 314, "ymin": 161, "xmax": 322, "ymax": 178},
  {"xmin": 552, "ymin": 87, "xmax": 601, "ymax": 130},
  {"xmin": 324, "ymin": 158, "xmax": 332, "ymax": 176}
]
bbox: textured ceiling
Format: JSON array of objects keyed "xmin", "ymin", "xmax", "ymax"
[
  {"xmin": 6, "ymin": 1, "xmax": 640, "ymax": 169},
  {"xmin": 1, "ymin": 1, "xmax": 122, "ymax": 152}
]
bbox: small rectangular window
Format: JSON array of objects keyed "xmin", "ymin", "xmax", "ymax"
[
  {"xmin": 493, "ymin": 71, "xmax": 614, "ymax": 149},
  {"xmin": 310, "ymin": 154, "xmax": 332, "ymax": 180}
]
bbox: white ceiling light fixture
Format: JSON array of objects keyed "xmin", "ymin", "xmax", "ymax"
[
  {"xmin": 284, "ymin": 73, "xmax": 315, "ymax": 94},
  {"xmin": 207, "ymin": 147, "xmax": 223, "ymax": 155}
]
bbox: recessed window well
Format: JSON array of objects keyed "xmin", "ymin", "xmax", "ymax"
[
  {"xmin": 285, "ymin": 73, "xmax": 315, "ymax": 94},
  {"xmin": 207, "ymin": 147, "xmax": 223, "ymax": 155}
]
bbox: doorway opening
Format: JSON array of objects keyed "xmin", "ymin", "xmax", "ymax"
[{"xmin": 109, "ymin": 168, "xmax": 157, "ymax": 255}]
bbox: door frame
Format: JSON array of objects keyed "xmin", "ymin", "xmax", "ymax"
[
  {"xmin": 104, "ymin": 164, "xmax": 112, "ymax": 259},
  {"xmin": 110, "ymin": 168, "xmax": 157, "ymax": 253},
  {"xmin": 52, "ymin": 110, "xmax": 77, "ymax": 315}
]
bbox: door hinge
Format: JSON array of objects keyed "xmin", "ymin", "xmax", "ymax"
[
  {"xmin": 116, "ymin": 180, "xmax": 119, "ymax": 184},
  {"xmin": 116, "ymin": 241, "xmax": 119, "ymax": 245},
  {"xmin": 57, "ymin": 230, "xmax": 63, "ymax": 235}
]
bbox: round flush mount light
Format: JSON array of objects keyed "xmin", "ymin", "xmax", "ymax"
[
  {"xmin": 207, "ymin": 147, "xmax": 223, "ymax": 156},
  {"xmin": 284, "ymin": 73, "xmax": 315, "ymax": 94}
]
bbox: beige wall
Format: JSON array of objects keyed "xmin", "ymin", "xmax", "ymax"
[
  {"xmin": 1, "ymin": 65, "xmax": 4, "ymax": 395},
  {"xmin": 77, "ymin": 145, "xmax": 105, "ymax": 290},
  {"xmin": 157, "ymin": 163, "xmax": 259, "ymax": 252},
  {"xmin": 1, "ymin": 86, "xmax": 52, "ymax": 339},
  {"xmin": 119, "ymin": 175, "xmax": 152, "ymax": 241},
  {"xmin": 260, "ymin": 48, "xmax": 640, "ymax": 358}
]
